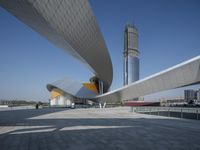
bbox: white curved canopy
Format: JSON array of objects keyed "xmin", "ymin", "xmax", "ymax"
[
  {"xmin": 47, "ymin": 78, "xmax": 97, "ymax": 99},
  {"xmin": 96, "ymin": 55, "xmax": 200, "ymax": 102},
  {"xmin": 0, "ymin": 0, "xmax": 113, "ymax": 91}
]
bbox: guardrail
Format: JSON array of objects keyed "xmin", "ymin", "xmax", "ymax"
[
  {"xmin": 131, "ymin": 107, "xmax": 200, "ymax": 120},
  {"xmin": 0, "ymin": 105, "xmax": 35, "ymax": 111}
]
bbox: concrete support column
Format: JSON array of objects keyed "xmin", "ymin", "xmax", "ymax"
[
  {"xmin": 99, "ymin": 103, "xmax": 102, "ymax": 108},
  {"xmin": 103, "ymin": 102, "xmax": 106, "ymax": 108}
]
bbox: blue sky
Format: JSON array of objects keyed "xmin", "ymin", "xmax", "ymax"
[{"xmin": 0, "ymin": 0, "xmax": 200, "ymax": 101}]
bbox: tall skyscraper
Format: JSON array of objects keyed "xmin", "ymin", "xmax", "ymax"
[{"xmin": 124, "ymin": 23, "xmax": 140, "ymax": 86}]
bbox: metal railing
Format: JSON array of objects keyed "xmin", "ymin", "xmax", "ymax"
[{"xmin": 131, "ymin": 107, "xmax": 200, "ymax": 120}]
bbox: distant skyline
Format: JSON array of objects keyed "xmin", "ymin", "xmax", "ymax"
[{"xmin": 0, "ymin": 0, "xmax": 200, "ymax": 101}]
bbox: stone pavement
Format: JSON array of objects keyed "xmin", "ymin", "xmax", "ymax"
[{"xmin": 0, "ymin": 107, "xmax": 200, "ymax": 150}]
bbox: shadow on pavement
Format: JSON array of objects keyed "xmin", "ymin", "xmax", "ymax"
[
  {"xmin": 0, "ymin": 109, "xmax": 200, "ymax": 150},
  {"xmin": 0, "ymin": 108, "xmax": 67, "ymax": 125}
]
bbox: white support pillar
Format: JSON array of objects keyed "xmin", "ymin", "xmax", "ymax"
[
  {"xmin": 99, "ymin": 103, "xmax": 102, "ymax": 108},
  {"xmin": 103, "ymin": 102, "xmax": 106, "ymax": 108}
]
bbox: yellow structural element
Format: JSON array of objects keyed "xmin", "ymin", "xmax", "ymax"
[
  {"xmin": 51, "ymin": 89, "xmax": 64, "ymax": 99},
  {"xmin": 83, "ymin": 83, "xmax": 98, "ymax": 93}
]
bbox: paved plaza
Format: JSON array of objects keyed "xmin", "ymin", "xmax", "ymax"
[{"xmin": 0, "ymin": 107, "xmax": 200, "ymax": 150}]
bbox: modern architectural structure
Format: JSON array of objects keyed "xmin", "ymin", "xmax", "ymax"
[
  {"xmin": 1, "ymin": 0, "xmax": 200, "ymax": 107},
  {"xmin": 124, "ymin": 24, "xmax": 139, "ymax": 86},
  {"xmin": 0, "ymin": 0, "xmax": 112, "ymax": 93},
  {"xmin": 47, "ymin": 78, "xmax": 98, "ymax": 106}
]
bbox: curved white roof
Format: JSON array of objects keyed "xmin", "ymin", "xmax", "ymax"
[
  {"xmin": 0, "ymin": 0, "xmax": 113, "ymax": 91},
  {"xmin": 47, "ymin": 77, "xmax": 97, "ymax": 99},
  {"xmin": 96, "ymin": 55, "xmax": 200, "ymax": 102}
]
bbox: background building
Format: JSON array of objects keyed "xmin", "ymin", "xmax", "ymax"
[
  {"xmin": 123, "ymin": 23, "xmax": 140, "ymax": 86},
  {"xmin": 184, "ymin": 89, "xmax": 197, "ymax": 102},
  {"xmin": 197, "ymin": 89, "xmax": 200, "ymax": 101}
]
